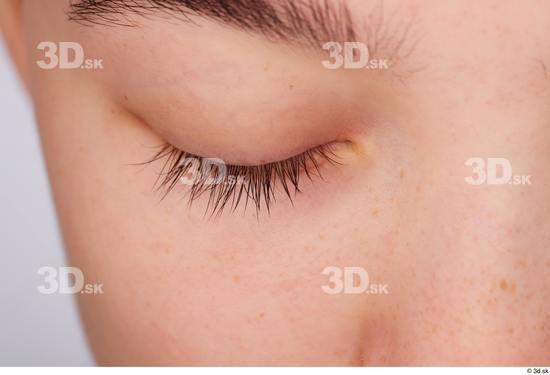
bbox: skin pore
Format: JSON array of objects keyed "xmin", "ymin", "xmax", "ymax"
[{"xmin": 1, "ymin": 0, "xmax": 550, "ymax": 365}]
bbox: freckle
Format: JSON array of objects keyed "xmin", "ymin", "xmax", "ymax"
[
  {"xmin": 258, "ymin": 312, "xmax": 266, "ymax": 319},
  {"xmin": 499, "ymin": 279, "xmax": 508, "ymax": 291},
  {"xmin": 124, "ymin": 94, "xmax": 129, "ymax": 101},
  {"xmin": 508, "ymin": 328, "xmax": 514, "ymax": 335},
  {"xmin": 318, "ymin": 233, "xmax": 326, "ymax": 240},
  {"xmin": 372, "ymin": 208, "xmax": 379, "ymax": 217},
  {"xmin": 233, "ymin": 275, "xmax": 241, "ymax": 284},
  {"xmin": 399, "ymin": 168, "xmax": 405, "ymax": 179},
  {"xmin": 289, "ymin": 84, "xmax": 294, "ymax": 90}
]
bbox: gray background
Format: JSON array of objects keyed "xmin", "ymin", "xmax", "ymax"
[{"xmin": 0, "ymin": 40, "xmax": 93, "ymax": 366}]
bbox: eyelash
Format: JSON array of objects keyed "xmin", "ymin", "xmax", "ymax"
[{"xmin": 144, "ymin": 143, "xmax": 340, "ymax": 216}]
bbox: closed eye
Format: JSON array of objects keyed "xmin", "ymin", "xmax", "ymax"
[{"xmin": 142, "ymin": 143, "xmax": 342, "ymax": 217}]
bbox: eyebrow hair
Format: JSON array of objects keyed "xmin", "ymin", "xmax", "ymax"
[{"xmin": 68, "ymin": 0, "xmax": 359, "ymax": 49}]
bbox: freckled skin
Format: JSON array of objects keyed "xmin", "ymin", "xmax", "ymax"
[{"xmin": 1, "ymin": 0, "xmax": 550, "ymax": 366}]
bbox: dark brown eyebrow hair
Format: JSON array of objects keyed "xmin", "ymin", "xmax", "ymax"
[{"xmin": 68, "ymin": 0, "xmax": 359, "ymax": 49}]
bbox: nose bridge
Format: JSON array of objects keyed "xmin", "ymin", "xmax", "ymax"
[
  {"xmin": 354, "ymin": 13, "xmax": 550, "ymax": 364},
  {"xmin": 374, "ymin": 117, "xmax": 550, "ymax": 364}
]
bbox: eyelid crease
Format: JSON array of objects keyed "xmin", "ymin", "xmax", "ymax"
[{"xmin": 141, "ymin": 142, "xmax": 341, "ymax": 217}]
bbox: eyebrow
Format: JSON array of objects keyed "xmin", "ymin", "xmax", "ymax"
[{"xmin": 68, "ymin": 0, "xmax": 359, "ymax": 49}]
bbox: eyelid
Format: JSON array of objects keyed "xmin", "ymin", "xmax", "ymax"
[{"xmin": 143, "ymin": 143, "xmax": 342, "ymax": 216}]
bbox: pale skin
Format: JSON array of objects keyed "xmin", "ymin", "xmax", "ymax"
[{"xmin": 1, "ymin": 0, "xmax": 549, "ymax": 365}]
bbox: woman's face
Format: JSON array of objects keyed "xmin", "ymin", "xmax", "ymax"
[{"xmin": 2, "ymin": 0, "xmax": 550, "ymax": 365}]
